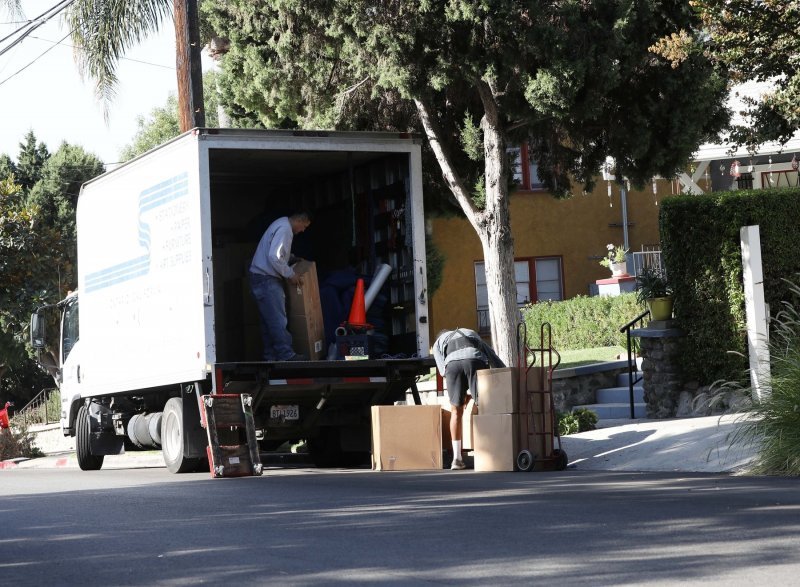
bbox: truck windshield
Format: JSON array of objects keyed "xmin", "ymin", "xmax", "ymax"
[{"xmin": 62, "ymin": 298, "xmax": 79, "ymax": 362}]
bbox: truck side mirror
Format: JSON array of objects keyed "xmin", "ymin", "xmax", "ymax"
[{"xmin": 30, "ymin": 311, "xmax": 46, "ymax": 349}]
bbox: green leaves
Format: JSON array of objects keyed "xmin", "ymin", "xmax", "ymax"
[
  {"xmin": 661, "ymin": 187, "xmax": 800, "ymax": 386},
  {"xmin": 694, "ymin": 0, "xmax": 800, "ymax": 147},
  {"xmin": 0, "ymin": 135, "xmax": 104, "ymax": 403}
]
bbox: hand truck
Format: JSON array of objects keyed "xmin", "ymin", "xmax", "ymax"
[{"xmin": 515, "ymin": 321, "xmax": 568, "ymax": 471}]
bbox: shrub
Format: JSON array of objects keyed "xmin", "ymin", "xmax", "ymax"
[
  {"xmin": 573, "ymin": 407, "xmax": 598, "ymax": 432},
  {"xmin": 522, "ymin": 293, "xmax": 642, "ymax": 350},
  {"xmin": 558, "ymin": 412, "xmax": 579, "ymax": 436},
  {"xmin": 660, "ymin": 186, "xmax": 800, "ymax": 385},
  {"xmin": 728, "ymin": 281, "xmax": 800, "ymax": 475},
  {"xmin": 557, "ymin": 408, "xmax": 598, "ymax": 436},
  {"xmin": 0, "ymin": 421, "xmax": 44, "ymax": 461}
]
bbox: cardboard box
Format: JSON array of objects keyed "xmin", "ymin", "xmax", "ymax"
[
  {"xmin": 477, "ymin": 368, "xmax": 520, "ymax": 415},
  {"xmin": 371, "ymin": 405, "xmax": 443, "ymax": 470},
  {"xmin": 440, "ymin": 398, "xmax": 477, "ymax": 450},
  {"xmin": 473, "ymin": 413, "xmax": 520, "ymax": 472},
  {"xmin": 286, "ymin": 260, "xmax": 325, "ymax": 360}
]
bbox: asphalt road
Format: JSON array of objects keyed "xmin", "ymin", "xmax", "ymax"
[{"xmin": 2, "ymin": 466, "xmax": 800, "ymax": 586}]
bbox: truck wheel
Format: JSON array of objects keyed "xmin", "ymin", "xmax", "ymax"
[
  {"xmin": 76, "ymin": 404, "xmax": 104, "ymax": 471},
  {"xmin": 162, "ymin": 398, "xmax": 201, "ymax": 473}
]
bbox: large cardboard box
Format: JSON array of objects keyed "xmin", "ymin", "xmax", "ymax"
[
  {"xmin": 286, "ymin": 260, "xmax": 325, "ymax": 360},
  {"xmin": 440, "ymin": 398, "xmax": 477, "ymax": 450},
  {"xmin": 371, "ymin": 405, "xmax": 443, "ymax": 470},
  {"xmin": 477, "ymin": 368, "xmax": 520, "ymax": 415},
  {"xmin": 473, "ymin": 413, "xmax": 519, "ymax": 472}
]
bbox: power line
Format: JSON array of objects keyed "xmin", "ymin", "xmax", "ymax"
[
  {"xmin": 28, "ymin": 35, "xmax": 174, "ymax": 70},
  {"xmin": 0, "ymin": 30, "xmax": 71, "ymax": 88},
  {"xmin": 0, "ymin": 0, "xmax": 76, "ymax": 57}
]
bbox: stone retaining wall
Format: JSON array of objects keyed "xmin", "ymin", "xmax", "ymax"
[
  {"xmin": 552, "ymin": 362, "xmax": 630, "ymax": 413},
  {"xmin": 415, "ymin": 365, "xmax": 631, "ymax": 414}
]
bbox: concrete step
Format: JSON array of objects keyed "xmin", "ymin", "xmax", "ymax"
[
  {"xmin": 575, "ymin": 402, "xmax": 647, "ymax": 419},
  {"xmin": 615, "ymin": 371, "xmax": 644, "ymax": 387},
  {"xmin": 597, "ymin": 386, "xmax": 644, "ymax": 404}
]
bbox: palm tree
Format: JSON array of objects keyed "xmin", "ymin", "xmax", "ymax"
[
  {"xmin": 65, "ymin": 0, "xmax": 205, "ymax": 131},
  {"xmin": 2, "ymin": 0, "xmax": 204, "ymax": 131}
]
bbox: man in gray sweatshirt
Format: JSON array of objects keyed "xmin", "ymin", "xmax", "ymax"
[{"xmin": 433, "ymin": 328, "xmax": 504, "ymax": 469}]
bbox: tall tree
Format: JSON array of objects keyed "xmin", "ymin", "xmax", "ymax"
[
  {"xmin": 15, "ymin": 131, "xmax": 49, "ymax": 191},
  {"xmin": 204, "ymin": 1, "xmax": 729, "ymax": 364},
  {"xmin": 0, "ymin": 154, "xmax": 15, "ymax": 183},
  {"xmin": 0, "ymin": 0, "xmax": 205, "ymax": 130},
  {"xmin": 690, "ymin": 0, "xmax": 800, "ymax": 148},
  {"xmin": 120, "ymin": 73, "xmax": 221, "ymax": 162},
  {"xmin": 0, "ymin": 140, "xmax": 103, "ymax": 404},
  {"xmin": 0, "ymin": 177, "xmax": 61, "ymax": 401},
  {"xmin": 58, "ymin": 0, "xmax": 205, "ymax": 130},
  {"xmin": 27, "ymin": 143, "xmax": 105, "ymax": 282}
]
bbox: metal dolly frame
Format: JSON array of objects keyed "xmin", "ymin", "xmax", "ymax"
[{"xmin": 516, "ymin": 321, "xmax": 568, "ymax": 471}]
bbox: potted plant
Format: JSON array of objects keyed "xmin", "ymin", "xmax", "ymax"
[
  {"xmin": 635, "ymin": 266, "xmax": 674, "ymax": 320},
  {"xmin": 599, "ymin": 243, "xmax": 628, "ymax": 276}
]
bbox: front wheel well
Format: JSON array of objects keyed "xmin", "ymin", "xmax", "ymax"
[{"xmin": 66, "ymin": 398, "xmax": 85, "ymax": 436}]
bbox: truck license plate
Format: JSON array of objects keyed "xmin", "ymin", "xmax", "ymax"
[{"xmin": 270, "ymin": 404, "xmax": 299, "ymax": 421}]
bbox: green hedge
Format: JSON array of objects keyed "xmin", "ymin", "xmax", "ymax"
[
  {"xmin": 660, "ymin": 187, "xmax": 800, "ymax": 385},
  {"xmin": 522, "ymin": 293, "xmax": 641, "ymax": 350}
]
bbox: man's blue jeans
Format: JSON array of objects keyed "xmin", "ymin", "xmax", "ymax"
[{"xmin": 249, "ymin": 272, "xmax": 294, "ymax": 361}]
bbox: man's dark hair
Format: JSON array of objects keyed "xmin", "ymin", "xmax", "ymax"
[{"xmin": 290, "ymin": 211, "xmax": 311, "ymax": 223}]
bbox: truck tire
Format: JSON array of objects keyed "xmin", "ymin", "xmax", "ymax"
[
  {"xmin": 76, "ymin": 404, "xmax": 104, "ymax": 471},
  {"xmin": 162, "ymin": 397, "xmax": 201, "ymax": 473}
]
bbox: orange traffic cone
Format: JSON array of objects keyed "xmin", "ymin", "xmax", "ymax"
[{"xmin": 347, "ymin": 278, "xmax": 369, "ymax": 328}]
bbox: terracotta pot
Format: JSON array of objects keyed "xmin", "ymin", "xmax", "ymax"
[{"xmin": 647, "ymin": 296, "xmax": 674, "ymax": 321}]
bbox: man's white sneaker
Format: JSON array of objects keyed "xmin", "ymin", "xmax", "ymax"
[{"xmin": 451, "ymin": 458, "xmax": 466, "ymax": 470}]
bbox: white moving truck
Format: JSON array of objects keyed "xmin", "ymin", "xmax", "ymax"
[{"xmin": 30, "ymin": 129, "xmax": 434, "ymax": 472}]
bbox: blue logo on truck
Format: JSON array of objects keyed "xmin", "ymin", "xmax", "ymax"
[{"xmin": 84, "ymin": 172, "xmax": 189, "ymax": 292}]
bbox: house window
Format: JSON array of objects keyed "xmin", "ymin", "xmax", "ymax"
[
  {"xmin": 534, "ymin": 257, "xmax": 563, "ymax": 301},
  {"xmin": 474, "ymin": 257, "xmax": 562, "ymax": 334},
  {"xmin": 509, "ymin": 144, "xmax": 545, "ymax": 191}
]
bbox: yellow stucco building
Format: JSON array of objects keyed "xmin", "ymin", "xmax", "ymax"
[{"xmin": 428, "ymin": 178, "xmax": 672, "ymax": 337}]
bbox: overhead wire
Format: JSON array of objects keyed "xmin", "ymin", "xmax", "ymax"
[
  {"xmin": 28, "ymin": 35, "xmax": 174, "ymax": 70},
  {"xmin": 0, "ymin": 0, "xmax": 76, "ymax": 57},
  {"xmin": 0, "ymin": 30, "xmax": 72, "ymax": 88}
]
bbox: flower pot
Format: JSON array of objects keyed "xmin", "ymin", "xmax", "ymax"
[
  {"xmin": 610, "ymin": 261, "xmax": 628, "ymax": 277},
  {"xmin": 646, "ymin": 296, "xmax": 674, "ymax": 321}
]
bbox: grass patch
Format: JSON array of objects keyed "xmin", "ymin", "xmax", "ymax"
[{"xmin": 555, "ymin": 346, "xmax": 626, "ymax": 369}]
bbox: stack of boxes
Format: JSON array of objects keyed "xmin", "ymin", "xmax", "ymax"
[{"xmin": 473, "ymin": 367, "xmax": 554, "ymax": 471}]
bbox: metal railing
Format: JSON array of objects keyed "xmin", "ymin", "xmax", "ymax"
[
  {"xmin": 630, "ymin": 248, "xmax": 663, "ymax": 277},
  {"xmin": 13, "ymin": 388, "xmax": 59, "ymax": 426},
  {"xmin": 620, "ymin": 310, "xmax": 649, "ymax": 419}
]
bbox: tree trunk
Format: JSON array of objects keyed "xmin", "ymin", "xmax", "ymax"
[
  {"xmin": 477, "ymin": 91, "xmax": 518, "ymax": 369},
  {"xmin": 174, "ymin": 0, "xmax": 205, "ymax": 132},
  {"xmin": 415, "ymin": 90, "xmax": 519, "ymax": 368}
]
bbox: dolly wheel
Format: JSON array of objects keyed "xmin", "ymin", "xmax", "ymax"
[
  {"xmin": 552, "ymin": 449, "xmax": 569, "ymax": 471},
  {"xmin": 517, "ymin": 449, "xmax": 535, "ymax": 472}
]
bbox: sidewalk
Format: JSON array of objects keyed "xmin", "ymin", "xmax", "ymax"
[
  {"xmin": 559, "ymin": 414, "xmax": 758, "ymax": 473},
  {"xmin": 4, "ymin": 414, "xmax": 759, "ymax": 473}
]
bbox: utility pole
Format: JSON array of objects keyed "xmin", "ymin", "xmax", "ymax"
[{"xmin": 174, "ymin": 0, "xmax": 205, "ymax": 131}]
